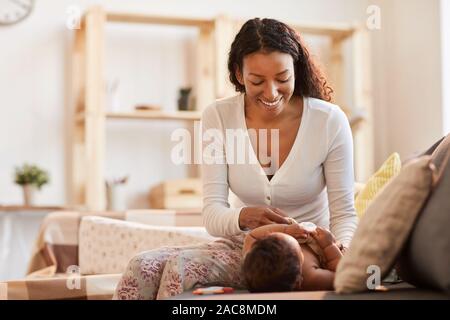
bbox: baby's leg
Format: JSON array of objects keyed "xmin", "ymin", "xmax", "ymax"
[
  {"xmin": 156, "ymin": 238, "xmax": 245, "ymax": 299},
  {"xmin": 113, "ymin": 246, "xmax": 182, "ymax": 300},
  {"xmin": 114, "ymin": 236, "xmax": 245, "ymax": 300}
]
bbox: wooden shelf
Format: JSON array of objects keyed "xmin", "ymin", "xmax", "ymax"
[
  {"xmin": 291, "ymin": 22, "xmax": 355, "ymax": 40},
  {"xmin": 106, "ymin": 110, "xmax": 201, "ymax": 121},
  {"xmin": 0, "ymin": 205, "xmax": 75, "ymax": 212},
  {"xmin": 106, "ymin": 12, "xmax": 215, "ymax": 29},
  {"xmin": 76, "ymin": 110, "xmax": 201, "ymax": 122},
  {"xmin": 70, "ymin": 6, "xmax": 373, "ymax": 211}
]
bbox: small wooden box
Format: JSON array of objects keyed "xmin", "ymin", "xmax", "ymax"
[{"xmin": 149, "ymin": 178, "xmax": 202, "ymax": 209}]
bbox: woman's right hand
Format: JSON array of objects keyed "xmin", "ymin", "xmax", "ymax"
[{"xmin": 238, "ymin": 206, "xmax": 290, "ymax": 230}]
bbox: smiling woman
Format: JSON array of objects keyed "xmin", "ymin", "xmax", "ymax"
[
  {"xmin": 218, "ymin": 18, "xmax": 354, "ymax": 237},
  {"xmin": 114, "ymin": 17, "xmax": 357, "ymax": 300}
]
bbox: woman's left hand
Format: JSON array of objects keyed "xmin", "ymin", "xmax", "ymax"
[{"xmin": 286, "ymin": 223, "xmax": 312, "ymax": 240}]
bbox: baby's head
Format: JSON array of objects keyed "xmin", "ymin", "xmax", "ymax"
[{"xmin": 242, "ymin": 232, "xmax": 304, "ymax": 293}]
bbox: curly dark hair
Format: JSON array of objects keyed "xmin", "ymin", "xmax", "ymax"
[
  {"xmin": 228, "ymin": 18, "xmax": 333, "ymax": 102},
  {"xmin": 242, "ymin": 234, "xmax": 302, "ymax": 293}
]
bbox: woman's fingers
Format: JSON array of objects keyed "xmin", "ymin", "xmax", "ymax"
[
  {"xmin": 261, "ymin": 219, "xmax": 277, "ymax": 226},
  {"xmin": 294, "ymin": 229, "xmax": 309, "ymax": 239},
  {"xmin": 264, "ymin": 208, "xmax": 289, "ymax": 224},
  {"xmin": 269, "ymin": 207, "xmax": 289, "ymax": 217},
  {"xmin": 296, "ymin": 226, "xmax": 310, "ymax": 238}
]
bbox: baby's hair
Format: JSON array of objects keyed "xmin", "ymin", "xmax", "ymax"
[{"xmin": 242, "ymin": 234, "xmax": 302, "ymax": 293}]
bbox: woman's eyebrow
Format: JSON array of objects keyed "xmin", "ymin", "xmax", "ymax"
[
  {"xmin": 276, "ymin": 69, "xmax": 289, "ymax": 75},
  {"xmin": 248, "ymin": 69, "xmax": 290, "ymax": 77}
]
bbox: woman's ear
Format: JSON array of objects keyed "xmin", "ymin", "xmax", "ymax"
[{"xmin": 235, "ymin": 67, "xmax": 244, "ymax": 85}]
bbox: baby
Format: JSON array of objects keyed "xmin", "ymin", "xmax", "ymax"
[{"xmin": 242, "ymin": 220, "xmax": 343, "ymax": 292}]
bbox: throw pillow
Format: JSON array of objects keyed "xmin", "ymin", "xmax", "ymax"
[
  {"xmin": 334, "ymin": 156, "xmax": 434, "ymax": 293},
  {"xmin": 396, "ymin": 143, "xmax": 450, "ymax": 295},
  {"xmin": 354, "ymin": 152, "xmax": 401, "ymax": 218}
]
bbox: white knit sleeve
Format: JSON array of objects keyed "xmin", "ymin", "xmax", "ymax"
[
  {"xmin": 324, "ymin": 107, "xmax": 358, "ymax": 247},
  {"xmin": 201, "ymin": 104, "xmax": 244, "ymax": 237}
]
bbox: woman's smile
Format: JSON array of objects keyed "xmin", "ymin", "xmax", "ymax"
[{"xmin": 258, "ymin": 96, "xmax": 284, "ymax": 112}]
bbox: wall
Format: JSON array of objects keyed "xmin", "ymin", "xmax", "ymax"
[
  {"xmin": 441, "ymin": 0, "xmax": 450, "ymax": 135},
  {"xmin": 371, "ymin": 0, "xmax": 444, "ymax": 166},
  {"xmin": 0, "ymin": 0, "xmax": 445, "ymax": 207}
]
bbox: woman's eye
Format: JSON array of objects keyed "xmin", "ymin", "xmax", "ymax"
[{"xmin": 250, "ymin": 78, "xmax": 290, "ymax": 85}]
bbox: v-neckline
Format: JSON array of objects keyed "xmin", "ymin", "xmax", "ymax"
[{"xmin": 240, "ymin": 94, "xmax": 308, "ymax": 184}]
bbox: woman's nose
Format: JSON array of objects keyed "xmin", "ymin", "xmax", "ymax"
[{"xmin": 264, "ymin": 82, "xmax": 279, "ymax": 100}]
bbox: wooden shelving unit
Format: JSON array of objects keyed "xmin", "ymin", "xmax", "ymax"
[
  {"xmin": 69, "ymin": 6, "xmax": 219, "ymax": 210},
  {"xmin": 106, "ymin": 111, "xmax": 202, "ymax": 121},
  {"xmin": 69, "ymin": 6, "xmax": 373, "ymax": 211},
  {"xmin": 0, "ymin": 205, "xmax": 76, "ymax": 212},
  {"xmin": 76, "ymin": 111, "xmax": 202, "ymax": 122}
]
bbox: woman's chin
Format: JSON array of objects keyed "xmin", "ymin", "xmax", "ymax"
[{"xmin": 258, "ymin": 98, "xmax": 284, "ymax": 115}]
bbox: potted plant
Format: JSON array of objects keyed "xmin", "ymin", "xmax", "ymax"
[{"xmin": 14, "ymin": 163, "xmax": 50, "ymax": 206}]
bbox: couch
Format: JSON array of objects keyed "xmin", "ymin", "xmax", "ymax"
[
  {"xmin": 1, "ymin": 136, "xmax": 450, "ymax": 300},
  {"xmin": 0, "ymin": 209, "xmax": 211, "ymax": 300},
  {"xmin": 1, "ymin": 208, "xmax": 447, "ymax": 300}
]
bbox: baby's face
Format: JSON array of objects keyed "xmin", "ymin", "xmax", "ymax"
[{"xmin": 271, "ymin": 232, "xmax": 304, "ymax": 288}]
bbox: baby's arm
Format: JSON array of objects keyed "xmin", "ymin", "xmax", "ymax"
[
  {"xmin": 322, "ymin": 244, "xmax": 343, "ymax": 272},
  {"xmin": 311, "ymin": 227, "xmax": 343, "ymax": 272}
]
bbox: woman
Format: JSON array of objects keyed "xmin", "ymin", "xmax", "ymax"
[{"xmin": 114, "ymin": 18, "xmax": 357, "ymax": 300}]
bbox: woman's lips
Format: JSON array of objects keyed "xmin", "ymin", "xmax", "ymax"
[{"xmin": 259, "ymin": 97, "xmax": 283, "ymax": 110}]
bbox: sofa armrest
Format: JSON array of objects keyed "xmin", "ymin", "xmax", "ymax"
[{"xmin": 26, "ymin": 210, "xmax": 125, "ymax": 278}]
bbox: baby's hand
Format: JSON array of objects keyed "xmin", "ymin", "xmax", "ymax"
[
  {"xmin": 311, "ymin": 227, "xmax": 336, "ymax": 248},
  {"xmin": 286, "ymin": 223, "xmax": 310, "ymax": 240}
]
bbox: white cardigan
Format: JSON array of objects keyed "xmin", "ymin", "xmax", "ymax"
[{"xmin": 201, "ymin": 93, "xmax": 358, "ymax": 246}]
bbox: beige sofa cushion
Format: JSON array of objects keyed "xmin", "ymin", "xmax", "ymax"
[
  {"xmin": 396, "ymin": 138, "xmax": 450, "ymax": 295},
  {"xmin": 78, "ymin": 216, "xmax": 215, "ymax": 275},
  {"xmin": 334, "ymin": 156, "xmax": 434, "ymax": 293}
]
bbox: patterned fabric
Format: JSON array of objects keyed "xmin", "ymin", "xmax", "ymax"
[
  {"xmin": 113, "ymin": 235, "xmax": 246, "ymax": 300},
  {"xmin": 26, "ymin": 211, "xmax": 126, "ymax": 277},
  {"xmin": 354, "ymin": 153, "xmax": 401, "ymax": 218},
  {"xmin": 79, "ymin": 216, "xmax": 214, "ymax": 275}
]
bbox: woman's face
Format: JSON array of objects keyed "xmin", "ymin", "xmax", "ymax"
[{"xmin": 237, "ymin": 50, "xmax": 296, "ymax": 118}]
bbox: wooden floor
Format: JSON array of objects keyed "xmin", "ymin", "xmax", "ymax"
[{"xmin": 170, "ymin": 282, "xmax": 450, "ymax": 300}]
